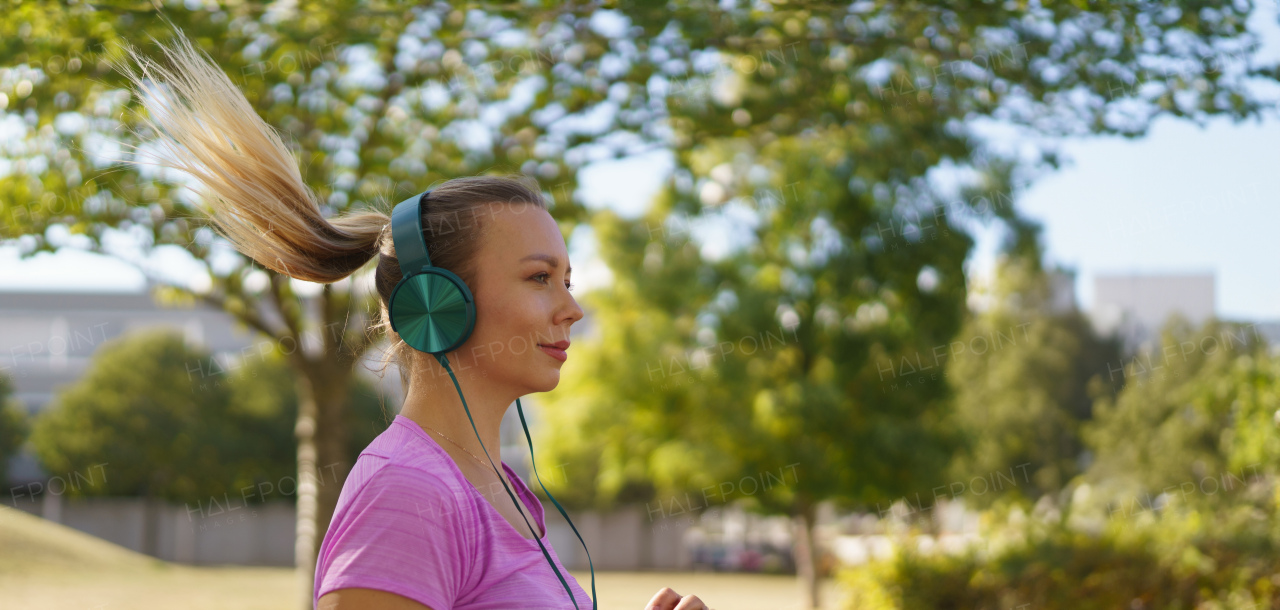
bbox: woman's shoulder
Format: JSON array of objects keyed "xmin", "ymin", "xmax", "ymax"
[
  {"xmin": 349, "ymin": 417, "xmax": 459, "ymax": 485},
  {"xmin": 344, "ymin": 456, "xmax": 467, "ymax": 521},
  {"xmin": 322, "ymin": 453, "xmax": 478, "ymax": 565},
  {"xmin": 332, "ymin": 416, "xmax": 495, "ymax": 541}
]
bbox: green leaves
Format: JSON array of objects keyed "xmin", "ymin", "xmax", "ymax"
[
  {"xmin": 1083, "ymin": 317, "xmax": 1274, "ymax": 506},
  {"xmin": 29, "ymin": 329, "xmax": 237, "ymax": 501},
  {"xmin": 26, "ymin": 329, "xmax": 388, "ymax": 504},
  {"xmin": 947, "ymin": 258, "xmax": 1124, "ymax": 505},
  {"xmin": 0, "ymin": 372, "xmax": 30, "ymax": 488}
]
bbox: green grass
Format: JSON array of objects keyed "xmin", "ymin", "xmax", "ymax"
[{"xmin": 0, "ymin": 507, "xmax": 842, "ymax": 609}]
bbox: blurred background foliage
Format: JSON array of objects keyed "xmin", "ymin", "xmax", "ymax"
[
  {"xmin": 839, "ymin": 315, "xmax": 1279, "ymax": 608},
  {"xmin": 26, "ymin": 329, "xmax": 390, "ymax": 506},
  {"xmin": 0, "ymin": 373, "xmax": 30, "ymax": 490},
  {"xmin": 945, "ymin": 256, "xmax": 1124, "ymax": 506},
  {"xmin": 841, "ymin": 501, "xmax": 1280, "ymax": 610}
]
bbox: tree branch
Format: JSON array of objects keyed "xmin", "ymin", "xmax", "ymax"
[{"xmin": 266, "ymin": 269, "xmax": 305, "ymax": 353}]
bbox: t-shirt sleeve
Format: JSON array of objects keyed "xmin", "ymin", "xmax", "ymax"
[{"xmin": 315, "ymin": 465, "xmax": 473, "ymax": 610}]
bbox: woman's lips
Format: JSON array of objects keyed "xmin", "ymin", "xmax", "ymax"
[{"xmin": 538, "ymin": 344, "xmax": 567, "ymax": 362}]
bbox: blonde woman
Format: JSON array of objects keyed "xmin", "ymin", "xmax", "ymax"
[{"xmin": 115, "ymin": 32, "xmax": 708, "ymax": 610}]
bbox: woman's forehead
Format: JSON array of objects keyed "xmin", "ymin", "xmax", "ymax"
[{"xmin": 481, "ymin": 205, "xmax": 568, "ymax": 262}]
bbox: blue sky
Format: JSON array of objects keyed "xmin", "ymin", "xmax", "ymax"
[
  {"xmin": 1013, "ymin": 113, "xmax": 1280, "ymax": 322},
  {"xmin": 3, "ymin": 8, "xmax": 1278, "ymax": 322}
]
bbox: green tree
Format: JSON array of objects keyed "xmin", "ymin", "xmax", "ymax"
[
  {"xmin": 29, "ymin": 329, "xmax": 392, "ymax": 505},
  {"xmin": 28, "ymin": 329, "xmax": 392, "ymax": 554},
  {"xmin": 539, "ymin": 139, "xmax": 977, "ymax": 603},
  {"xmin": 1221, "ymin": 351, "xmax": 1280, "ymax": 484},
  {"xmin": 945, "ymin": 256, "xmax": 1122, "ymax": 507},
  {"xmin": 29, "ymin": 330, "xmax": 248, "ymax": 502},
  {"xmin": 1084, "ymin": 317, "xmax": 1272, "ymax": 508},
  {"xmin": 0, "ymin": 372, "xmax": 31, "ymax": 491}
]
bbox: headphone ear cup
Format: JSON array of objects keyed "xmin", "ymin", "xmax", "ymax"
[{"xmin": 389, "ymin": 268, "xmax": 476, "ymax": 354}]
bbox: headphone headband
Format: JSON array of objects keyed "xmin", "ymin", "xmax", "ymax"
[{"xmin": 390, "ymin": 189, "xmax": 433, "ymax": 277}]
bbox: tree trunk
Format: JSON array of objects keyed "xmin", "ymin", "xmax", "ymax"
[
  {"xmin": 792, "ymin": 496, "xmax": 821, "ymax": 609},
  {"xmin": 295, "ymin": 368, "xmax": 320, "ymax": 610},
  {"xmin": 295, "ymin": 358, "xmax": 353, "ymax": 610}
]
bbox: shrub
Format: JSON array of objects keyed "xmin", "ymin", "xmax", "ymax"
[{"xmin": 840, "ymin": 503, "xmax": 1280, "ymax": 610}]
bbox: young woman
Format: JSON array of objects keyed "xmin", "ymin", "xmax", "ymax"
[{"xmin": 116, "ymin": 32, "xmax": 709, "ymax": 610}]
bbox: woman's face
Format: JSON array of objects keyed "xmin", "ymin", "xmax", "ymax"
[{"xmin": 456, "ymin": 202, "xmax": 583, "ymax": 394}]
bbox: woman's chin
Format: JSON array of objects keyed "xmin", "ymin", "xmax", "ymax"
[{"xmin": 531, "ymin": 370, "xmax": 560, "ymax": 393}]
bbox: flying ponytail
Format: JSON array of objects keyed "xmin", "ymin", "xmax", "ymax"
[{"xmin": 115, "ymin": 31, "xmax": 386, "ymax": 283}]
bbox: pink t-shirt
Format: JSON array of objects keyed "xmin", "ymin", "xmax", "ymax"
[{"xmin": 314, "ymin": 414, "xmax": 593, "ymax": 610}]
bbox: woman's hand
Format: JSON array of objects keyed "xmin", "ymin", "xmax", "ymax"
[{"xmin": 644, "ymin": 586, "xmax": 709, "ymax": 610}]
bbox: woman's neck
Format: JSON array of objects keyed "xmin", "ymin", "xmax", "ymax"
[{"xmin": 398, "ymin": 370, "xmax": 516, "ymax": 467}]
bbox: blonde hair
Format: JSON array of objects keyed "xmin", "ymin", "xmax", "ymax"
[{"xmin": 114, "ymin": 31, "xmax": 549, "ymax": 377}]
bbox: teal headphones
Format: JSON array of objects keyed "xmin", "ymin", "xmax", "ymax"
[{"xmin": 388, "ymin": 189, "xmax": 596, "ymax": 609}]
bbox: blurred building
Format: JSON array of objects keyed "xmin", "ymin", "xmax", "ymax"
[
  {"xmin": 1090, "ymin": 273, "xmax": 1216, "ymax": 349},
  {"xmin": 0, "ymin": 289, "xmax": 258, "ymax": 413}
]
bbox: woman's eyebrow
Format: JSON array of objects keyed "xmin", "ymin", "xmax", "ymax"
[{"xmin": 520, "ymin": 253, "xmax": 571, "ymax": 273}]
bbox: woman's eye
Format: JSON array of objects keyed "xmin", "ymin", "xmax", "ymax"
[{"xmin": 533, "ymin": 272, "xmax": 573, "ymax": 291}]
